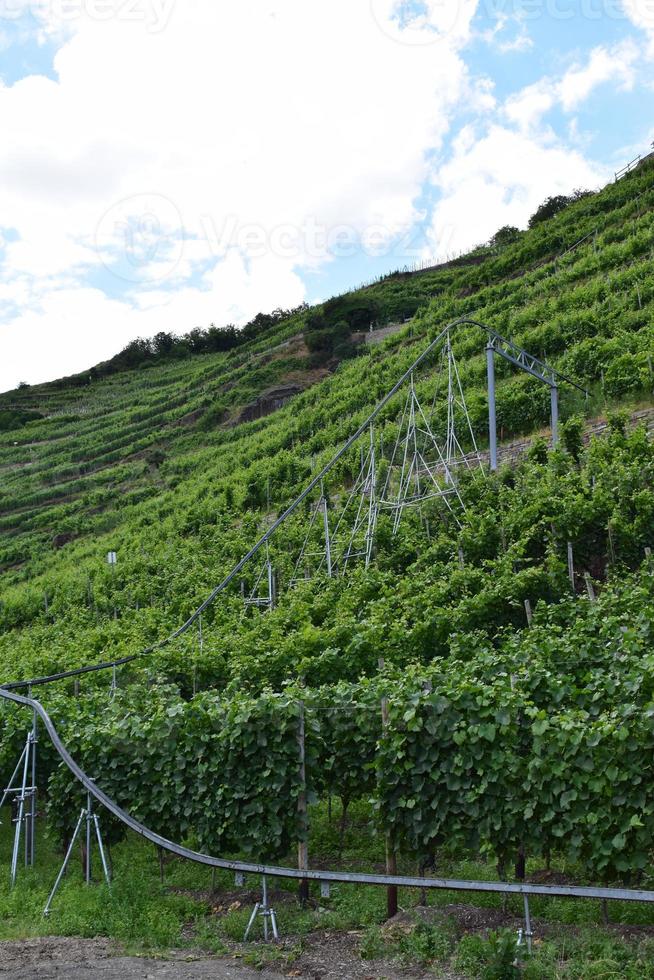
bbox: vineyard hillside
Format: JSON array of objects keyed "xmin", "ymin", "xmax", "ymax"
[{"xmin": 1, "ymin": 162, "xmax": 654, "ymax": 963}]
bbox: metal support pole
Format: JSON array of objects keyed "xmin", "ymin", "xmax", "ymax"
[
  {"xmin": 550, "ymin": 385, "xmax": 559, "ymax": 448},
  {"xmin": 486, "ymin": 346, "xmax": 498, "ymax": 471},
  {"xmin": 94, "ymin": 815, "xmax": 111, "ymax": 885},
  {"xmin": 29, "ymin": 709, "xmax": 37, "ymax": 867},
  {"xmin": 43, "ymin": 799, "xmax": 111, "ymax": 916},
  {"xmin": 10, "ymin": 735, "xmax": 31, "ymax": 887},
  {"xmin": 523, "ymin": 895, "xmax": 533, "ymax": 954},
  {"xmin": 267, "ymin": 561, "xmax": 274, "ymax": 611},
  {"xmin": 263, "ymin": 875, "xmax": 269, "ymax": 942},
  {"xmin": 365, "ymin": 425, "xmax": 377, "ymax": 569},
  {"xmin": 44, "ymin": 809, "xmax": 85, "ymax": 916},
  {"xmin": 322, "ymin": 483, "xmax": 332, "ymax": 579},
  {"xmin": 0, "ymin": 743, "xmax": 28, "ymax": 812},
  {"xmin": 244, "ymin": 875, "xmax": 279, "ymax": 942},
  {"xmin": 567, "ymin": 542, "xmax": 575, "ymax": 591},
  {"xmin": 85, "ymin": 792, "xmax": 92, "ymax": 884},
  {"xmin": 244, "ymin": 900, "xmax": 260, "ymax": 941}
]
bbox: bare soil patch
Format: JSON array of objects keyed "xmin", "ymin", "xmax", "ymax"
[
  {"xmin": 0, "ymin": 933, "xmax": 462, "ymax": 980},
  {"xmin": 0, "ymin": 937, "xmax": 267, "ymax": 980}
]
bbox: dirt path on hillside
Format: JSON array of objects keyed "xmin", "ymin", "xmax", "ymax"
[{"xmin": 0, "ymin": 935, "xmax": 459, "ymax": 980}]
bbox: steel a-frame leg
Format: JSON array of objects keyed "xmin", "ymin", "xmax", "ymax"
[
  {"xmin": 2, "ymin": 715, "xmax": 38, "ymax": 887},
  {"xmin": 44, "ymin": 792, "xmax": 111, "ymax": 916},
  {"xmin": 244, "ymin": 876, "xmax": 280, "ymax": 942}
]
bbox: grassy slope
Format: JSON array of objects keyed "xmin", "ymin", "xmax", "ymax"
[{"xmin": 0, "ymin": 160, "xmax": 652, "ymax": 679}]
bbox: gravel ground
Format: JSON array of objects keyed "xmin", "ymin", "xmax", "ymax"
[
  {"xmin": 0, "ymin": 935, "xmax": 453, "ymax": 980},
  {"xmin": 0, "ymin": 939, "xmax": 267, "ymax": 979}
]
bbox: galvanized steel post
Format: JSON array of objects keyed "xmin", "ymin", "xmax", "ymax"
[{"xmin": 486, "ymin": 345, "xmax": 498, "ymax": 471}]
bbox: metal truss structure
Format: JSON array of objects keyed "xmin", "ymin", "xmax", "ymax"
[
  {"xmin": 443, "ymin": 334, "xmax": 483, "ymax": 474},
  {"xmin": 290, "ymin": 482, "xmax": 333, "ymax": 586},
  {"xmin": 381, "ymin": 376, "xmax": 464, "ymax": 534},
  {"xmin": 485, "ymin": 328, "xmax": 587, "ymax": 471},
  {"xmin": 333, "ymin": 425, "xmax": 378, "ymax": 571},
  {"xmin": 244, "ymin": 542, "xmax": 276, "ymax": 612}
]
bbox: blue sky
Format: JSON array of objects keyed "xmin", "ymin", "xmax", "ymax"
[{"xmin": 0, "ymin": 0, "xmax": 652, "ymax": 390}]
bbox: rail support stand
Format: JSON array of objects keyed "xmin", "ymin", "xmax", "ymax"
[
  {"xmin": 516, "ymin": 895, "xmax": 533, "ymax": 956},
  {"xmin": 486, "ymin": 345, "xmax": 498, "ymax": 472},
  {"xmin": 44, "ymin": 791, "xmax": 111, "ymax": 916},
  {"xmin": 1, "ymin": 712, "xmax": 38, "ymax": 887},
  {"xmin": 244, "ymin": 876, "xmax": 280, "ymax": 943},
  {"xmin": 550, "ymin": 385, "xmax": 560, "ymax": 448}
]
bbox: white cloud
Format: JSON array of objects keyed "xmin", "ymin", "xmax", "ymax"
[
  {"xmin": 2, "ymin": 1, "xmax": 648, "ymax": 393},
  {"xmin": 0, "ymin": 251, "xmax": 306, "ymax": 387},
  {"xmin": 0, "ymin": 0, "xmax": 480, "ymax": 390},
  {"xmin": 622, "ymin": 0, "xmax": 654, "ymax": 55},
  {"xmin": 370, "ymin": 0, "xmax": 479, "ymax": 46},
  {"xmin": 505, "ymin": 82, "xmax": 555, "ymax": 132},
  {"xmin": 450, "ymin": 35, "xmax": 634, "ymax": 254},
  {"xmin": 426, "ymin": 125, "xmax": 606, "ymax": 258},
  {"xmin": 557, "ymin": 40, "xmax": 638, "ymax": 110},
  {"xmin": 479, "ymin": 11, "xmax": 533, "ymax": 54},
  {"xmin": 505, "ymin": 40, "xmax": 639, "ymax": 132},
  {"xmin": 497, "ymin": 32, "xmax": 532, "ymax": 54}
]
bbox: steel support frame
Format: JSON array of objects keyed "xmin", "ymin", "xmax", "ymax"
[
  {"xmin": 486, "ymin": 345, "xmax": 498, "ymax": 472},
  {"xmin": 244, "ymin": 875, "xmax": 279, "ymax": 943},
  {"xmin": 342, "ymin": 425, "xmax": 378, "ymax": 571},
  {"xmin": 486, "ymin": 334, "xmax": 567, "ymax": 470},
  {"xmin": 444, "ymin": 334, "xmax": 482, "ymax": 476},
  {"xmin": 1, "ymin": 714, "xmax": 38, "ymax": 886},
  {"xmin": 289, "ymin": 486, "xmax": 333, "ymax": 588},
  {"xmin": 385, "ymin": 378, "xmax": 464, "ymax": 534},
  {"xmin": 44, "ymin": 791, "xmax": 111, "ymax": 916},
  {"xmin": 245, "ymin": 542, "xmax": 276, "ymax": 611}
]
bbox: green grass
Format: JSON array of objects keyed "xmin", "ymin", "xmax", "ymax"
[{"xmin": 2, "ymin": 802, "xmax": 654, "ymax": 977}]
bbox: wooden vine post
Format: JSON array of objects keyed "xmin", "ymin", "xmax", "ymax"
[
  {"xmin": 567, "ymin": 541, "xmax": 575, "ymax": 591},
  {"xmin": 524, "ymin": 599, "xmax": 533, "ymax": 627},
  {"xmin": 379, "ymin": 658, "xmax": 398, "ymax": 919},
  {"xmin": 297, "ymin": 695, "xmax": 310, "ymax": 905}
]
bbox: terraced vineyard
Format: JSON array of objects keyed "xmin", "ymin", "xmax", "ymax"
[{"xmin": 1, "ymin": 158, "xmax": 654, "ymax": 973}]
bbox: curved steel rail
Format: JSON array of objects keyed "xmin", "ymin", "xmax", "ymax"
[
  {"xmin": 1, "ymin": 316, "xmax": 587, "ymax": 694},
  {"xmin": 1, "ymin": 686, "xmax": 652, "ymax": 904}
]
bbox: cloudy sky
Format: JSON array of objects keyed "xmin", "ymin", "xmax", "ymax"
[{"xmin": 0, "ymin": 0, "xmax": 653, "ymax": 391}]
